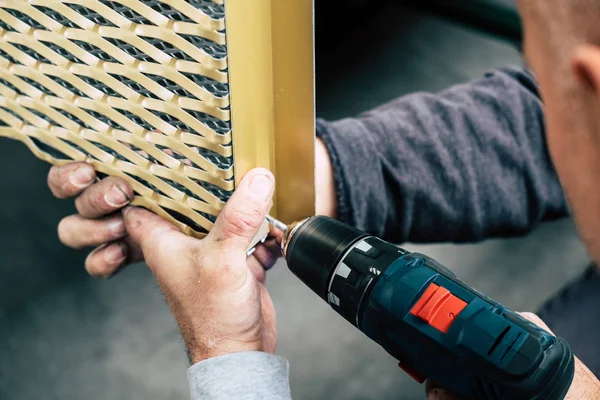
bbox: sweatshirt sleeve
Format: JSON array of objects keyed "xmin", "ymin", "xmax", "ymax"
[
  {"xmin": 317, "ymin": 67, "xmax": 567, "ymax": 243},
  {"xmin": 187, "ymin": 351, "xmax": 291, "ymax": 400}
]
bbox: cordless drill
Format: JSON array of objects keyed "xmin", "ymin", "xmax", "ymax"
[{"xmin": 271, "ymin": 216, "xmax": 575, "ymax": 400}]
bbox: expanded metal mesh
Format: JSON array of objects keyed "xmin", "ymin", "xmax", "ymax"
[{"xmin": 0, "ymin": 0, "xmax": 233, "ymax": 236}]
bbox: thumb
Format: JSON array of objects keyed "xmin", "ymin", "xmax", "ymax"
[
  {"xmin": 208, "ymin": 168, "xmax": 275, "ymax": 251},
  {"xmin": 122, "ymin": 206, "xmax": 188, "ymax": 269}
]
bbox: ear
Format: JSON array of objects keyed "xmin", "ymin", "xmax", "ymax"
[{"xmin": 572, "ymin": 45, "xmax": 600, "ymax": 94}]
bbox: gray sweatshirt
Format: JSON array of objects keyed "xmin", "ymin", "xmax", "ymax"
[{"xmin": 187, "ymin": 67, "xmax": 567, "ymax": 399}]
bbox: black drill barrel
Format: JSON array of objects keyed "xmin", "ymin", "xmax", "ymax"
[{"xmin": 285, "ymin": 216, "xmax": 368, "ymax": 300}]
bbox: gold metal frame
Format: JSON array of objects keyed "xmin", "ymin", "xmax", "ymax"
[
  {"xmin": 0, "ymin": 0, "xmax": 315, "ymax": 237},
  {"xmin": 227, "ymin": 0, "xmax": 315, "ymax": 224}
]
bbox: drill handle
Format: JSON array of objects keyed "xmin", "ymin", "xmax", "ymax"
[{"xmin": 362, "ymin": 253, "xmax": 575, "ymax": 400}]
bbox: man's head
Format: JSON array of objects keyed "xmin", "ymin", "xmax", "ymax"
[{"xmin": 519, "ymin": 1, "xmax": 600, "ymax": 262}]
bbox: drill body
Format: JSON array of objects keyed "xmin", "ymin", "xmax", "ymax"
[{"xmin": 284, "ymin": 216, "xmax": 574, "ymax": 400}]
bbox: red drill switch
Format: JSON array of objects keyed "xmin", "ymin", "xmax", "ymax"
[{"xmin": 410, "ymin": 283, "xmax": 467, "ymax": 334}]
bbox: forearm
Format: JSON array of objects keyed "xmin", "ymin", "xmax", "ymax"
[
  {"xmin": 318, "ymin": 67, "xmax": 567, "ymax": 243},
  {"xmin": 188, "ymin": 352, "xmax": 291, "ymax": 400}
]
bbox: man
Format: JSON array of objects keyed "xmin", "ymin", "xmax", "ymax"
[
  {"xmin": 411, "ymin": 2, "xmax": 600, "ymax": 393},
  {"xmin": 46, "ymin": 3, "xmax": 600, "ymax": 400}
]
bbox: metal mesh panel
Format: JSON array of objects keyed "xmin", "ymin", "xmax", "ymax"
[
  {"xmin": 0, "ymin": 18, "xmax": 15, "ymax": 32},
  {"xmin": 0, "ymin": 78, "xmax": 24, "ymax": 95},
  {"xmin": 182, "ymin": 72, "xmax": 229, "ymax": 98},
  {"xmin": 180, "ymin": 35, "xmax": 227, "ymax": 59},
  {"xmin": 0, "ymin": 48, "xmax": 20, "ymax": 64},
  {"xmin": 17, "ymin": 76, "xmax": 56, "ymax": 96},
  {"xmin": 77, "ymin": 75, "xmax": 125, "ymax": 98},
  {"xmin": 47, "ymin": 76, "xmax": 90, "ymax": 98},
  {"xmin": 99, "ymin": 0, "xmax": 155, "ymax": 25},
  {"xmin": 40, "ymin": 41, "xmax": 86, "ymax": 64},
  {"xmin": 0, "ymin": 0, "xmax": 233, "ymax": 237},
  {"xmin": 104, "ymin": 37, "xmax": 159, "ymax": 63},
  {"xmin": 5, "ymin": 8, "xmax": 47, "ymax": 30},
  {"xmin": 71, "ymin": 40, "xmax": 121, "ymax": 63},
  {"xmin": 32, "ymin": 5, "xmax": 82, "ymax": 29},
  {"xmin": 142, "ymin": 0, "xmax": 193, "ymax": 22},
  {"xmin": 140, "ymin": 36, "xmax": 196, "ymax": 62},
  {"xmin": 188, "ymin": 0, "xmax": 224, "ymax": 18},
  {"xmin": 109, "ymin": 73, "xmax": 161, "ymax": 99},
  {"xmin": 11, "ymin": 43, "xmax": 51, "ymax": 63},
  {"xmin": 65, "ymin": 4, "xmax": 117, "ymax": 27}
]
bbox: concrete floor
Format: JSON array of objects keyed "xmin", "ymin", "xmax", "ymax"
[{"xmin": 0, "ymin": 3, "xmax": 590, "ymax": 400}]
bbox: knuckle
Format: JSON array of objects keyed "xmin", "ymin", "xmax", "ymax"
[
  {"xmin": 221, "ymin": 207, "xmax": 261, "ymax": 238},
  {"xmin": 76, "ymin": 186, "xmax": 108, "ymax": 216},
  {"xmin": 141, "ymin": 230, "xmax": 185, "ymax": 269},
  {"xmin": 89, "ymin": 225, "xmax": 111, "ymax": 245}
]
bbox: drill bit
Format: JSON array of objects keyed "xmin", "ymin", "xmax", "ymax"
[{"xmin": 266, "ymin": 215, "xmax": 288, "ymax": 233}]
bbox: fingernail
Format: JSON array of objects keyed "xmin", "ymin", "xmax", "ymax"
[
  {"xmin": 108, "ymin": 219, "xmax": 126, "ymax": 237},
  {"xmin": 105, "ymin": 185, "xmax": 130, "ymax": 207},
  {"xmin": 70, "ymin": 166, "xmax": 95, "ymax": 188},
  {"xmin": 249, "ymin": 174, "xmax": 274, "ymax": 202},
  {"xmin": 104, "ymin": 243, "xmax": 127, "ymax": 266}
]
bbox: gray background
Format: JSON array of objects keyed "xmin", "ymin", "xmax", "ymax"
[{"xmin": 0, "ymin": 2, "xmax": 590, "ymax": 399}]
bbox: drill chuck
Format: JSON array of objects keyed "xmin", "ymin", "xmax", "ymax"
[{"xmin": 284, "ymin": 216, "xmax": 369, "ymax": 301}]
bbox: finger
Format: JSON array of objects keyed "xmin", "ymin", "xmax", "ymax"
[
  {"xmin": 75, "ymin": 177, "xmax": 134, "ymax": 219},
  {"xmin": 518, "ymin": 312, "xmax": 554, "ymax": 334},
  {"xmin": 123, "ymin": 235, "xmax": 144, "ymax": 264},
  {"xmin": 426, "ymin": 381, "xmax": 464, "ymax": 400},
  {"xmin": 122, "ymin": 206, "xmax": 188, "ymax": 272},
  {"xmin": 85, "ymin": 241, "xmax": 129, "ymax": 278},
  {"xmin": 252, "ymin": 239, "xmax": 282, "ymax": 271},
  {"xmin": 259, "ymin": 283, "xmax": 278, "ymax": 353},
  {"xmin": 58, "ymin": 214, "xmax": 126, "ymax": 249},
  {"xmin": 208, "ymin": 168, "xmax": 275, "ymax": 251},
  {"xmin": 84, "ymin": 236, "xmax": 145, "ymax": 278},
  {"xmin": 48, "ymin": 162, "xmax": 96, "ymax": 199},
  {"xmin": 425, "ymin": 380, "xmax": 439, "ymax": 396},
  {"xmin": 268, "ymin": 226, "xmax": 284, "ymax": 245},
  {"xmin": 247, "ymin": 256, "xmax": 267, "ymax": 285}
]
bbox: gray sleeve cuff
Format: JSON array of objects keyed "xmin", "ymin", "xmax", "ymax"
[{"xmin": 187, "ymin": 351, "xmax": 291, "ymax": 400}]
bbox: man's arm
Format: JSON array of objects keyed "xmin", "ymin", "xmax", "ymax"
[{"xmin": 318, "ymin": 67, "xmax": 567, "ymax": 243}]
